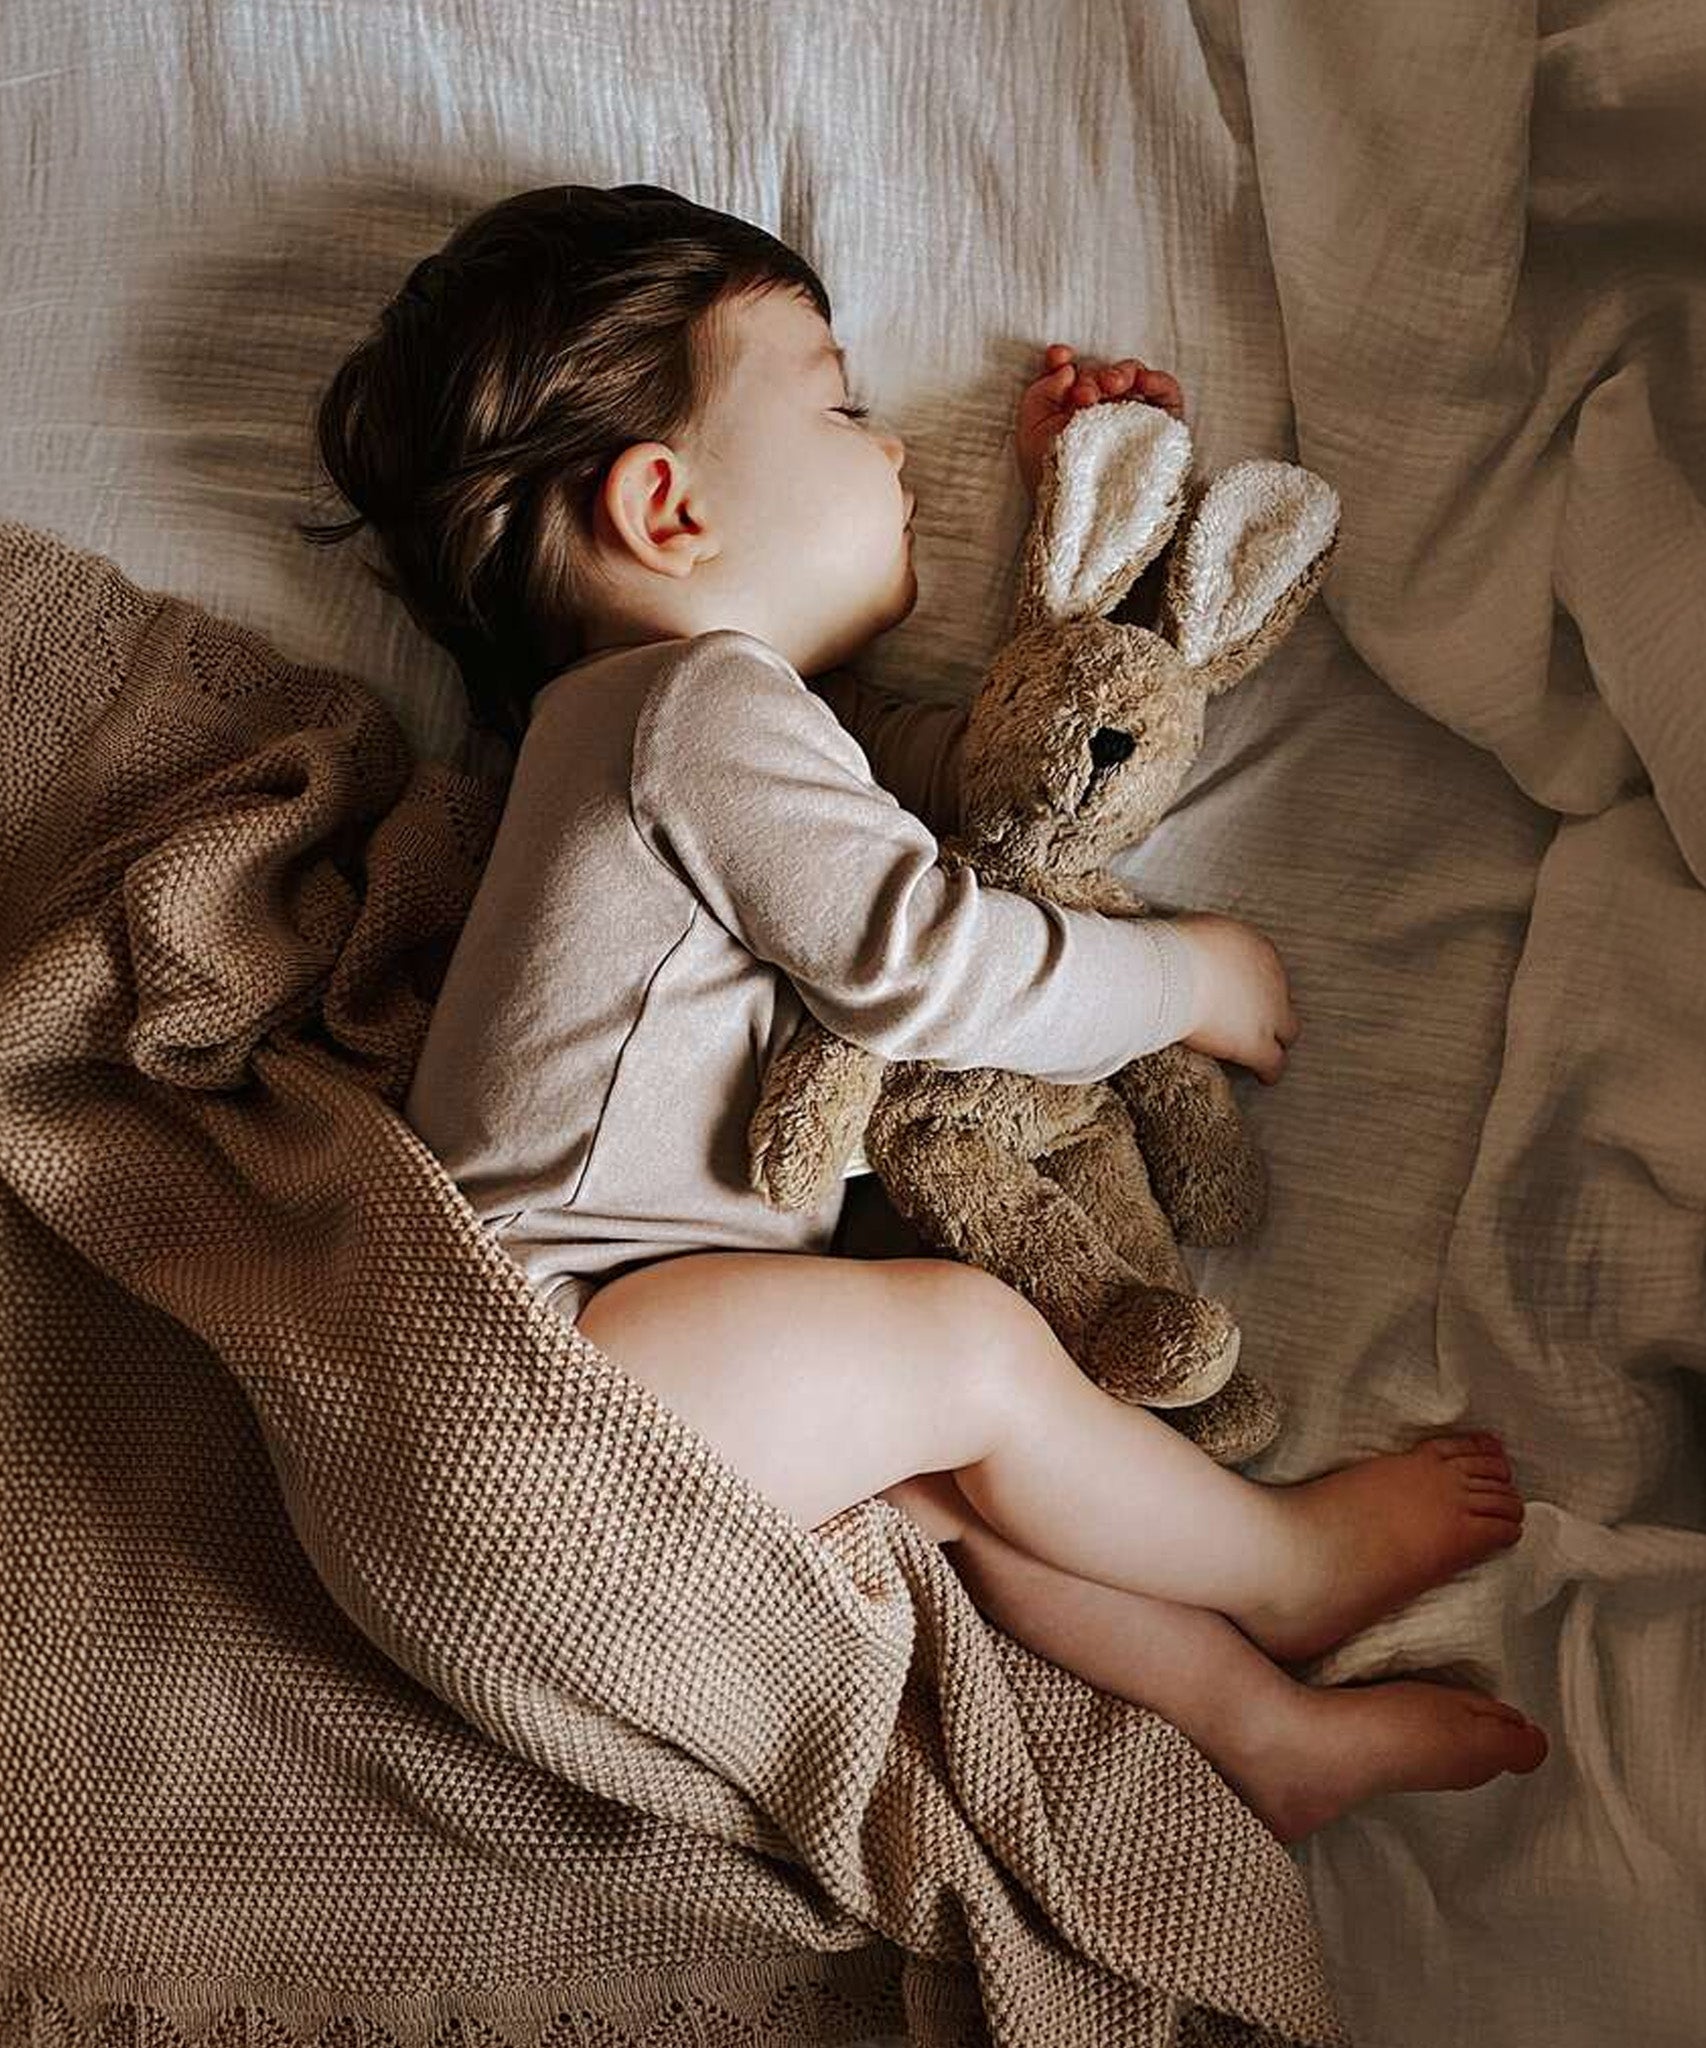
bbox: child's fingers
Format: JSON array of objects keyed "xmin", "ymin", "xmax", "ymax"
[
  {"xmin": 1073, "ymin": 363, "xmax": 1135, "ymax": 405},
  {"xmin": 1058, "ymin": 355, "xmax": 1154, "ymax": 407},
  {"xmin": 1024, "ymin": 361, "xmax": 1078, "ymax": 402},
  {"xmin": 1092, "ymin": 363, "xmax": 1187, "ymax": 419},
  {"xmin": 1025, "ymin": 349, "xmax": 1186, "ymax": 429},
  {"xmin": 1040, "ymin": 344, "xmax": 1177, "ymax": 389},
  {"xmin": 1017, "ymin": 366, "xmax": 1078, "ymax": 436},
  {"xmin": 1137, "ymin": 366, "xmax": 1185, "ymax": 413},
  {"xmin": 1102, "ymin": 361, "xmax": 1183, "ymax": 410}
]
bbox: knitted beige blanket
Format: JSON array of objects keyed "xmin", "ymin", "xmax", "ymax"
[{"xmin": 0, "ymin": 518, "xmax": 1351, "ymax": 2048}]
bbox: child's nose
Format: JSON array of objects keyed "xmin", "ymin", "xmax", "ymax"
[{"xmin": 878, "ymin": 429, "xmax": 906, "ymax": 468}]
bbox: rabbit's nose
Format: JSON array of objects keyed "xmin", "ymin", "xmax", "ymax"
[{"xmin": 1088, "ymin": 727, "xmax": 1138, "ymax": 770}]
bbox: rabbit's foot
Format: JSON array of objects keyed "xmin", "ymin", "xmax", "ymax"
[
  {"xmin": 1148, "ymin": 1142, "xmax": 1268, "ymax": 1247},
  {"xmin": 1158, "ymin": 1367, "xmax": 1284, "ymax": 1469},
  {"xmin": 1081, "ymin": 1286, "xmax": 1241, "ymax": 1409}
]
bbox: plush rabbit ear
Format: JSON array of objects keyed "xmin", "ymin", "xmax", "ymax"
[
  {"xmin": 1015, "ymin": 401, "xmax": 1194, "ymax": 632},
  {"xmin": 1159, "ymin": 461, "xmax": 1342, "ymax": 693}
]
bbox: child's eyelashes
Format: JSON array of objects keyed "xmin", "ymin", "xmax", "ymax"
[{"xmin": 834, "ymin": 399, "xmax": 872, "ymax": 422}]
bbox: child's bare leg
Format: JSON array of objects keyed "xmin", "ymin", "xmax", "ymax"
[
  {"xmin": 878, "ymin": 1472, "xmax": 1550, "ymax": 1846},
  {"xmin": 574, "ymin": 1250, "xmax": 1526, "ymax": 1666}
]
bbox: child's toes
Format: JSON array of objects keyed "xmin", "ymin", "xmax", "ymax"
[
  {"xmin": 1481, "ymin": 1699, "xmax": 1530, "ymax": 1725},
  {"xmin": 1433, "ymin": 1433, "xmax": 1504, "ymax": 1464},
  {"xmin": 1470, "ymin": 1704, "xmax": 1550, "ymax": 1773}
]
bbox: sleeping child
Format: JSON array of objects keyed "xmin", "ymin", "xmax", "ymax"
[{"xmin": 299, "ymin": 180, "xmax": 1549, "ymax": 1847}]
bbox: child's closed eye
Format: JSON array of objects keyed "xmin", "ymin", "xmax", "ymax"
[{"xmin": 835, "ymin": 398, "xmax": 872, "ymax": 421}]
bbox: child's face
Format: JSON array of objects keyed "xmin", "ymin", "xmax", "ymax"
[{"xmin": 587, "ymin": 285, "xmax": 917, "ymax": 675}]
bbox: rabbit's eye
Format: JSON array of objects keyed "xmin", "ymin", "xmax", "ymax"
[{"xmin": 1087, "ymin": 727, "xmax": 1137, "ymax": 771}]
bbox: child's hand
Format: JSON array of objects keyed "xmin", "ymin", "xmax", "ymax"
[
  {"xmin": 1167, "ymin": 910, "xmax": 1299, "ymax": 1085},
  {"xmin": 1016, "ymin": 344, "xmax": 1187, "ymax": 499}
]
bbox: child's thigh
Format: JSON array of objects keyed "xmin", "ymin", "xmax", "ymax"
[{"xmin": 573, "ymin": 1250, "xmax": 1021, "ymax": 1532}]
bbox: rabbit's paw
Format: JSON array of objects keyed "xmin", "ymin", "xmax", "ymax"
[
  {"xmin": 1082, "ymin": 1286, "xmax": 1241, "ymax": 1409},
  {"xmin": 1159, "ymin": 1368, "xmax": 1285, "ymax": 1469}
]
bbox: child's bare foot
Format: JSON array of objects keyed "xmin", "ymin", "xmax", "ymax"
[
  {"xmin": 1230, "ymin": 1434, "xmax": 1525, "ymax": 1665},
  {"xmin": 1218, "ymin": 1676, "xmax": 1551, "ymax": 1846}
]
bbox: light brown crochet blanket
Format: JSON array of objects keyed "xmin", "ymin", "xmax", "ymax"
[{"xmin": 0, "ymin": 518, "xmax": 1352, "ymax": 2048}]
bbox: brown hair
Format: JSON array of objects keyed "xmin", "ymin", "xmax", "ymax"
[{"xmin": 296, "ymin": 183, "xmax": 832, "ymax": 750}]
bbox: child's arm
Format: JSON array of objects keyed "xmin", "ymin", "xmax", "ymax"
[
  {"xmin": 805, "ymin": 670, "xmax": 967, "ymax": 838},
  {"xmin": 629, "ymin": 631, "xmax": 1196, "ymax": 1085}
]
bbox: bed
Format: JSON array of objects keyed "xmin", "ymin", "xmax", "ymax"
[{"xmin": 3, "ymin": 1, "xmax": 1703, "ymax": 2042}]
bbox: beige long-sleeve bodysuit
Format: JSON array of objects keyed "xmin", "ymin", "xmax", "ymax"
[{"xmin": 403, "ymin": 629, "xmax": 1195, "ymax": 1329}]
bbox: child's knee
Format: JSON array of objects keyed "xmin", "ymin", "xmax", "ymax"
[
  {"xmin": 876, "ymin": 1469, "xmax": 971, "ymax": 1544},
  {"xmin": 897, "ymin": 1256, "xmax": 1054, "ymax": 1449}
]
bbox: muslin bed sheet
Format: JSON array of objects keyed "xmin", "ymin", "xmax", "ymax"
[{"xmin": 3, "ymin": 1, "xmax": 1703, "ymax": 2043}]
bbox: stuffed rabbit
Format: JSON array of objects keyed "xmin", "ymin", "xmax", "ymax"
[{"xmin": 748, "ymin": 398, "xmax": 1341, "ymax": 1467}]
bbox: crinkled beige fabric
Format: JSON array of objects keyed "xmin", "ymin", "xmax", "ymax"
[{"xmin": 0, "ymin": 518, "xmax": 1351, "ymax": 2048}]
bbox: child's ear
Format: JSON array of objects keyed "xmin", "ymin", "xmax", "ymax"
[
  {"xmin": 599, "ymin": 443, "xmax": 721, "ymax": 575},
  {"xmin": 1015, "ymin": 402, "xmax": 1194, "ymax": 633}
]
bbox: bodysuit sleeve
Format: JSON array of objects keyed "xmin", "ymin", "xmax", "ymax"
[
  {"xmin": 805, "ymin": 667, "xmax": 967, "ymax": 838},
  {"xmin": 628, "ymin": 630, "xmax": 1194, "ymax": 1085}
]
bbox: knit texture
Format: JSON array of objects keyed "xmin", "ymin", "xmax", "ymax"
[{"xmin": 0, "ymin": 518, "xmax": 1353, "ymax": 2048}]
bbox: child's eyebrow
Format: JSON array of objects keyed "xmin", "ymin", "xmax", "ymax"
[{"xmin": 808, "ymin": 342, "xmax": 849, "ymax": 377}]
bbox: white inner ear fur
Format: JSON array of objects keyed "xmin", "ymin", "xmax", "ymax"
[
  {"xmin": 1043, "ymin": 404, "xmax": 1193, "ymax": 621},
  {"xmin": 1171, "ymin": 463, "xmax": 1340, "ymax": 664}
]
